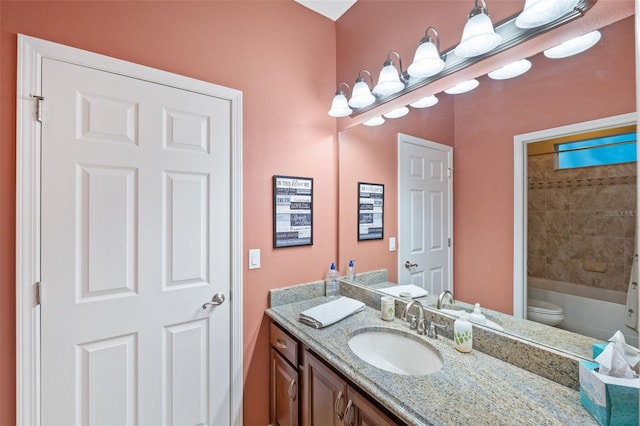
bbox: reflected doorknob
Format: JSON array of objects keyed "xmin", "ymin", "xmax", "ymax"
[
  {"xmin": 404, "ymin": 261, "xmax": 418, "ymax": 269},
  {"xmin": 202, "ymin": 292, "xmax": 225, "ymax": 309}
]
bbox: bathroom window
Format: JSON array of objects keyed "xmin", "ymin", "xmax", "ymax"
[{"xmin": 555, "ymin": 129, "xmax": 636, "ymax": 170}]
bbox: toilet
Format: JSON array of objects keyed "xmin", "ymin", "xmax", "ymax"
[{"xmin": 527, "ymin": 298, "xmax": 565, "ymax": 327}]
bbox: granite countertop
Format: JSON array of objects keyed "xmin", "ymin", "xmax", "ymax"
[
  {"xmin": 356, "ymin": 278, "xmax": 597, "ymax": 360},
  {"xmin": 266, "ymin": 296, "xmax": 597, "ymax": 426}
]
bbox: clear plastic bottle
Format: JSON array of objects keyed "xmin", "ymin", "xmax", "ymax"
[
  {"xmin": 454, "ymin": 311, "xmax": 473, "ymax": 353},
  {"xmin": 346, "ymin": 260, "xmax": 356, "ymax": 281},
  {"xmin": 469, "ymin": 303, "xmax": 487, "ymax": 325},
  {"xmin": 325, "ymin": 263, "xmax": 340, "ymax": 297}
]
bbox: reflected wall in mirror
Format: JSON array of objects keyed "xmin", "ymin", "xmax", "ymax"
[{"xmin": 337, "ymin": 13, "xmax": 636, "ymax": 358}]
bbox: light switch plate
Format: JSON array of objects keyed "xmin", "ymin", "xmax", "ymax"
[
  {"xmin": 389, "ymin": 237, "xmax": 396, "ymax": 252},
  {"xmin": 248, "ymin": 249, "xmax": 261, "ymax": 269}
]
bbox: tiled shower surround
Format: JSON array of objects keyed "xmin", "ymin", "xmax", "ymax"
[{"xmin": 527, "ymin": 155, "xmax": 636, "ymax": 292}]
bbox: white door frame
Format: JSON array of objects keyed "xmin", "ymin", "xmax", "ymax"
[
  {"xmin": 512, "ymin": 112, "xmax": 636, "ymax": 319},
  {"xmin": 397, "ymin": 133, "xmax": 454, "ymax": 290},
  {"xmin": 16, "ymin": 35, "xmax": 244, "ymax": 425}
]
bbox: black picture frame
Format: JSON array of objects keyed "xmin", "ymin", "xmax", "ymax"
[
  {"xmin": 358, "ymin": 182, "xmax": 384, "ymax": 241},
  {"xmin": 273, "ymin": 175, "xmax": 314, "ymax": 248}
]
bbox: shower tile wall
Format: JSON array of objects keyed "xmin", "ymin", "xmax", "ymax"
[{"xmin": 528, "ymin": 154, "xmax": 636, "ymax": 292}]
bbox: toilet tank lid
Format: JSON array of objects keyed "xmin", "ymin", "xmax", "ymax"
[{"xmin": 528, "ymin": 298, "xmax": 563, "ymax": 314}]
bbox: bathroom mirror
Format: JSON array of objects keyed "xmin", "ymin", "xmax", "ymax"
[{"xmin": 337, "ymin": 12, "xmax": 637, "ymax": 360}]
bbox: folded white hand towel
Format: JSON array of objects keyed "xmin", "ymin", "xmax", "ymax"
[
  {"xmin": 378, "ymin": 284, "xmax": 428, "ymax": 299},
  {"xmin": 299, "ymin": 297, "xmax": 365, "ymax": 329}
]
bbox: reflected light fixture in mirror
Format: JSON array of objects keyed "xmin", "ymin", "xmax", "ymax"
[
  {"xmin": 362, "ymin": 116, "xmax": 385, "ymax": 126},
  {"xmin": 444, "ymin": 79, "xmax": 480, "ymax": 94},
  {"xmin": 410, "ymin": 95, "xmax": 439, "ymax": 108},
  {"xmin": 328, "ymin": 82, "xmax": 353, "ymax": 117},
  {"xmin": 373, "ymin": 50, "xmax": 408, "ymax": 96},
  {"xmin": 544, "ymin": 30, "xmax": 602, "ymax": 58},
  {"xmin": 515, "ymin": 0, "xmax": 579, "ymax": 29},
  {"xmin": 488, "ymin": 59, "xmax": 532, "ymax": 80},
  {"xmin": 454, "ymin": 0, "xmax": 502, "ymax": 58},
  {"xmin": 408, "ymin": 27, "xmax": 446, "ymax": 79},
  {"xmin": 383, "ymin": 106, "xmax": 410, "ymax": 119},
  {"xmin": 349, "ymin": 69, "xmax": 376, "ymax": 108}
]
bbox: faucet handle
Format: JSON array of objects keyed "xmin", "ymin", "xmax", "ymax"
[
  {"xmin": 417, "ymin": 317, "xmax": 429, "ymax": 336},
  {"xmin": 408, "ymin": 314, "xmax": 417, "ymax": 330},
  {"xmin": 428, "ymin": 322, "xmax": 446, "ymax": 339}
]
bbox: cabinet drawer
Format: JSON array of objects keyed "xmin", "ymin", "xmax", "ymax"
[{"xmin": 270, "ymin": 322, "xmax": 299, "ymax": 366}]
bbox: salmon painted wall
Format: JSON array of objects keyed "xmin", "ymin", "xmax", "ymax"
[
  {"xmin": 0, "ymin": 1, "xmax": 336, "ymax": 424},
  {"xmin": 336, "ymin": 6, "xmax": 635, "ymax": 314},
  {"xmin": 454, "ymin": 16, "xmax": 636, "ymax": 312}
]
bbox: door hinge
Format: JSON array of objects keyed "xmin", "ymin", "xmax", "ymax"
[
  {"xmin": 35, "ymin": 281, "xmax": 41, "ymax": 306},
  {"xmin": 30, "ymin": 94, "xmax": 44, "ymax": 123},
  {"xmin": 448, "ymin": 237, "xmax": 452, "ymax": 247},
  {"xmin": 447, "ymin": 167, "xmax": 454, "ymax": 178}
]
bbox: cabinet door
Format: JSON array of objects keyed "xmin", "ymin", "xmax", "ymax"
[
  {"xmin": 303, "ymin": 350, "xmax": 347, "ymax": 426},
  {"xmin": 345, "ymin": 386, "xmax": 399, "ymax": 426},
  {"xmin": 270, "ymin": 348, "xmax": 299, "ymax": 426}
]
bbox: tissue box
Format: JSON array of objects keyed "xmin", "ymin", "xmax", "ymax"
[
  {"xmin": 593, "ymin": 343, "xmax": 608, "ymax": 359},
  {"xmin": 579, "ymin": 360, "xmax": 639, "ymax": 425}
]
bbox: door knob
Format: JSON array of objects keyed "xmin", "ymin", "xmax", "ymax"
[
  {"xmin": 404, "ymin": 261, "xmax": 418, "ymax": 269},
  {"xmin": 202, "ymin": 292, "xmax": 225, "ymax": 309}
]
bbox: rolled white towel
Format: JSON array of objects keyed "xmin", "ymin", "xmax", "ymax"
[
  {"xmin": 378, "ymin": 284, "xmax": 428, "ymax": 299},
  {"xmin": 299, "ymin": 297, "xmax": 365, "ymax": 328}
]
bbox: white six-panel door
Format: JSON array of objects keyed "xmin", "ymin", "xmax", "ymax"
[
  {"xmin": 398, "ymin": 134, "xmax": 453, "ymax": 296},
  {"xmin": 39, "ymin": 57, "xmax": 232, "ymax": 425}
]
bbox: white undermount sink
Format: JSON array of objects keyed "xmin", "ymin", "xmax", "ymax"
[{"xmin": 348, "ymin": 329, "xmax": 443, "ymax": 376}]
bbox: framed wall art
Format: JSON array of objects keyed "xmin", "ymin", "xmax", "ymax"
[
  {"xmin": 358, "ymin": 182, "xmax": 384, "ymax": 241},
  {"xmin": 273, "ymin": 175, "xmax": 313, "ymax": 248}
]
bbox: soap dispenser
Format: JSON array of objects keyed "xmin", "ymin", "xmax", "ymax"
[
  {"xmin": 325, "ymin": 263, "xmax": 340, "ymax": 297},
  {"xmin": 454, "ymin": 311, "xmax": 473, "ymax": 353},
  {"xmin": 346, "ymin": 260, "xmax": 356, "ymax": 281},
  {"xmin": 469, "ymin": 303, "xmax": 487, "ymax": 325}
]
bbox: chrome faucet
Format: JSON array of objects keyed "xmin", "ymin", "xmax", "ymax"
[
  {"xmin": 437, "ymin": 290, "xmax": 455, "ymax": 310},
  {"xmin": 401, "ymin": 300, "xmax": 427, "ymax": 335}
]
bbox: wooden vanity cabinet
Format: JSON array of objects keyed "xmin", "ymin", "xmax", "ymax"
[
  {"xmin": 302, "ymin": 348, "xmax": 400, "ymax": 426},
  {"xmin": 302, "ymin": 348, "xmax": 345, "ymax": 426},
  {"xmin": 270, "ymin": 323, "xmax": 300, "ymax": 426},
  {"xmin": 270, "ymin": 320, "xmax": 401, "ymax": 426}
]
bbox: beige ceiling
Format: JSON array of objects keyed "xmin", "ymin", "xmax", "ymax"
[{"xmin": 295, "ymin": 0, "xmax": 357, "ymax": 21}]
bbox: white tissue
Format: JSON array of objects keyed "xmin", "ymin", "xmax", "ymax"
[
  {"xmin": 595, "ymin": 331, "xmax": 640, "ymax": 378},
  {"xmin": 609, "ymin": 330, "xmax": 640, "ymax": 371},
  {"xmin": 596, "ymin": 344, "xmax": 637, "ymax": 379}
]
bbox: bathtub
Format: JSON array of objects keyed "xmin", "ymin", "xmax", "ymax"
[{"xmin": 527, "ymin": 276, "xmax": 638, "ymax": 347}]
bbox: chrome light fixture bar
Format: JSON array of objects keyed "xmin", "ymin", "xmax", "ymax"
[{"xmin": 348, "ymin": 0, "xmax": 596, "ymax": 117}]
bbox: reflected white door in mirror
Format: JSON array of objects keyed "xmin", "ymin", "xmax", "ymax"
[{"xmin": 398, "ymin": 134, "xmax": 453, "ymax": 296}]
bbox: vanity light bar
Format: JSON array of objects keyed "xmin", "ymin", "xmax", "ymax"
[{"xmin": 346, "ymin": 0, "xmax": 597, "ymax": 118}]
